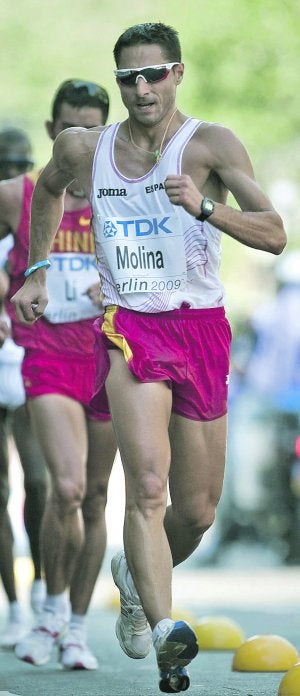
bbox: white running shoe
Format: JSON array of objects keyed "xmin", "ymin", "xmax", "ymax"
[
  {"xmin": 30, "ymin": 579, "xmax": 46, "ymax": 615},
  {"xmin": 153, "ymin": 619, "xmax": 198, "ymax": 672},
  {"xmin": 111, "ymin": 550, "xmax": 152, "ymax": 659},
  {"xmin": 0, "ymin": 619, "xmax": 28, "ymax": 648},
  {"xmin": 15, "ymin": 609, "xmax": 68, "ymax": 665},
  {"xmin": 60, "ymin": 626, "xmax": 98, "ymax": 670}
]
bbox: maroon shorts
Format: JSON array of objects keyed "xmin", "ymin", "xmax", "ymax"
[
  {"xmin": 22, "ymin": 349, "xmax": 111, "ymax": 422},
  {"xmin": 93, "ymin": 305, "xmax": 232, "ymax": 421}
]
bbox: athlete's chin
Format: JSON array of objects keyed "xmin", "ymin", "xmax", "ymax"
[{"xmin": 134, "ymin": 104, "xmax": 159, "ymax": 122}]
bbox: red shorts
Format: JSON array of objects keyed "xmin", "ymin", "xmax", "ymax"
[
  {"xmin": 22, "ymin": 349, "xmax": 111, "ymax": 422},
  {"xmin": 93, "ymin": 305, "xmax": 232, "ymax": 421}
]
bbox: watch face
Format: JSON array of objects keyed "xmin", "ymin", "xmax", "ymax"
[
  {"xmin": 197, "ymin": 197, "xmax": 214, "ymax": 222},
  {"xmin": 204, "ymin": 199, "xmax": 214, "ymax": 214}
]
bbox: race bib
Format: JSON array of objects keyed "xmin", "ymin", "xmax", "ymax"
[
  {"xmin": 95, "ymin": 212, "xmax": 187, "ymax": 294},
  {"xmin": 44, "ymin": 252, "xmax": 102, "ymax": 323}
]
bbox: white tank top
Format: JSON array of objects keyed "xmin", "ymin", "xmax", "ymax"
[{"xmin": 91, "ymin": 117, "xmax": 225, "ymax": 312}]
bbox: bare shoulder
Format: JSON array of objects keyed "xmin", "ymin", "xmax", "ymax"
[
  {"xmin": 189, "ymin": 120, "xmax": 254, "ymax": 173},
  {"xmin": 191, "ymin": 120, "xmax": 245, "ymax": 148},
  {"xmin": 53, "ymin": 125, "xmax": 107, "ymax": 170}
]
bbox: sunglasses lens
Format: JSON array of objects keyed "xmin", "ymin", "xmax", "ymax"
[
  {"xmin": 144, "ymin": 67, "xmax": 168, "ymax": 82},
  {"xmin": 117, "ymin": 73, "xmax": 136, "ymax": 85},
  {"xmin": 118, "ymin": 66, "xmax": 169, "ymax": 85}
]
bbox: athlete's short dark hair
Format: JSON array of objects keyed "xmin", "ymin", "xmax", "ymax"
[
  {"xmin": 51, "ymin": 80, "xmax": 110, "ymax": 124},
  {"xmin": 113, "ymin": 23, "xmax": 181, "ymax": 66}
]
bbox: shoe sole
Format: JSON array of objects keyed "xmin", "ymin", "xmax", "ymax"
[
  {"xmin": 156, "ymin": 622, "xmax": 198, "ymax": 670},
  {"xmin": 159, "ymin": 666, "xmax": 190, "ymax": 692}
]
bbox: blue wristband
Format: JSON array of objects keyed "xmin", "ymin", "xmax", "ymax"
[{"xmin": 24, "ymin": 259, "xmax": 51, "ymax": 277}]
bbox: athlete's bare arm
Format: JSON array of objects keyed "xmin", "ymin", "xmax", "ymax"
[
  {"xmin": 11, "ymin": 127, "xmax": 102, "ymax": 324},
  {"xmin": 165, "ymin": 122, "xmax": 286, "ymax": 255}
]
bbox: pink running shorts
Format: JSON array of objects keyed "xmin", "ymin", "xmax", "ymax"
[
  {"xmin": 93, "ymin": 305, "xmax": 232, "ymax": 421},
  {"xmin": 22, "ymin": 349, "xmax": 111, "ymax": 422}
]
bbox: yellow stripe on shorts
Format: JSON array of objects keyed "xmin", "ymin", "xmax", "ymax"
[{"xmin": 102, "ymin": 306, "xmax": 133, "ymax": 363}]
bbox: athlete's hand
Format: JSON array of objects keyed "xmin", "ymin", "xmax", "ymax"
[
  {"xmin": 164, "ymin": 174, "xmax": 203, "ymax": 218},
  {"xmin": 0, "ymin": 319, "xmax": 10, "ymax": 347},
  {"xmin": 83, "ymin": 282, "xmax": 102, "ymax": 308},
  {"xmin": 11, "ymin": 275, "xmax": 49, "ymax": 324}
]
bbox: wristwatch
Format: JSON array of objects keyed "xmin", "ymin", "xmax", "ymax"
[{"xmin": 196, "ymin": 197, "xmax": 215, "ymax": 222}]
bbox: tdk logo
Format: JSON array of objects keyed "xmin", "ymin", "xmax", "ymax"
[
  {"xmin": 103, "ymin": 216, "xmax": 172, "ymax": 238},
  {"xmin": 103, "ymin": 221, "xmax": 117, "ymax": 238}
]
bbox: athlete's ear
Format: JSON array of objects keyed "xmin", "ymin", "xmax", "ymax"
[
  {"xmin": 175, "ymin": 63, "xmax": 184, "ymax": 84},
  {"xmin": 45, "ymin": 120, "xmax": 55, "ymax": 140}
]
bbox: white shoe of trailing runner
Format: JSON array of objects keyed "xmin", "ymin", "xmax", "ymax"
[
  {"xmin": 60, "ymin": 626, "xmax": 98, "ymax": 670},
  {"xmin": 15, "ymin": 608, "xmax": 68, "ymax": 665},
  {"xmin": 111, "ymin": 550, "xmax": 152, "ymax": 659},
  {"xmin": 0, "ymin": 618, "xmax": 28, "ymax": 649}
]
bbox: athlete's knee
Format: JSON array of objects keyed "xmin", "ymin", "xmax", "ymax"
[
  {"xmin": 173, "ymin": 495, "xmax": 217, "ymax": 535},
  {"xmin": 180, "ymin": 510, "xmax": 213, "ymax": 535},
  {"xmin": 130, "ymin": 470, "xmax": 167, "ymax": 516},
  {"xmin": 52, "ymin": 475, "xmax": 86, "ymax": 515},
  {"xmin": 82, "ymin": 482, "xmax": 109, "ymax": 522}
]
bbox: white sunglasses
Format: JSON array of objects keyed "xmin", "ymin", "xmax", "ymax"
[{"xmin": 114, "ymin": 62, "xmax": 180, "ymax": 85}]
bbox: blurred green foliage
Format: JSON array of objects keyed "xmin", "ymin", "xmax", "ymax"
[
  {"xmin": 0, "ymin": 0, "xmax": 298, "ymax": 318},
  {"xmin": 182, "ymin": 0, "xmax": 299, "ymax": 156},
  {"xmin": 1, "ymin": 0, "xmax": 298, "ymax": 162}
]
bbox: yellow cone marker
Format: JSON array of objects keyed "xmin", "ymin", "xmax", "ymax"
[
  {"xmin": 232, "ymin": 635, "xmax": 299, "ymax": 672},
  {"xmin": 193, "ymin": 615, "xmax": 245, "ymax": 650},
  {"xmin": 172, "ymin": 608, "xmax": 198, "ymax": 625},
  {"xmin": 105, "ymin": 589, "xmax": 120, "ymax": 610},
  {"xmin": 278, "ymin": 662, "xmax": 300, "ymax": 695}
]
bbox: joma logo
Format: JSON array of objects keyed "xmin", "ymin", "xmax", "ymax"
[{"xmin": 97, "ymin": 188, "xmax": 127, "ymax": 198}]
